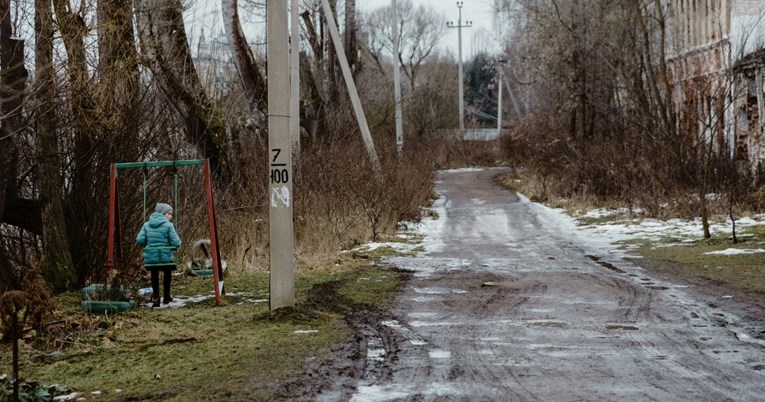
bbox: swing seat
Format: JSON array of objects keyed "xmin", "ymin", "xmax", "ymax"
[
  {"xmin": 80, "ymin": 284, "xmax": 135, "ymax": 314},
  {"xmin": 183, "ymin": 239, "xmax": 226, "ymax": 277},
  {"xmin": 185, "ymin": 259, "xmax": 227, "ymax": 277}
]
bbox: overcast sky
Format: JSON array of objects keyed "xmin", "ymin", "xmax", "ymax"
[
  {"xmin": 358, "ymin": 0, "xmax": 500, "ymax": 57},
  {"xmin": 185, "ymin": 1, "xmax": 502, "ymax": 58}
]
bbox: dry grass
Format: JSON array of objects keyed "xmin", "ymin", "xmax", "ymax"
[{"xmin": 495, "ymin": 168, "xmax": 760, "ymax": 221}]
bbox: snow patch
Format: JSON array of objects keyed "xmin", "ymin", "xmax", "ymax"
[{"xmin": 704, "ymin": 248, "xmax": 765, "ymax": 255}]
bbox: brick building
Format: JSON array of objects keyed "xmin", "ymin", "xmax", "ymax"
[{"xmin": 664, "ymin": 0, "xmax": 765, "ymax": 170}]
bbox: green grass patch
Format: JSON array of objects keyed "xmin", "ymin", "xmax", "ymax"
[
  {"xmin": 630, "ymin": 226, "xmax": 765, "ymax": 295},
  {"xmin": 1, "ymin": 263, "xmax": 404, "ymax": 401}
]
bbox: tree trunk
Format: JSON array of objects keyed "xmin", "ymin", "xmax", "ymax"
[
  {"xmin": 323, "ymin": 0, "xmax": 339, "ymax": 103},
  {"xmin": 301, "ymin": 7, "xmax": 326, "ymax": 142},
  {"xmin": 97, "ymin": 0, "xmax": 141, "ymax": 163},
  {"xmin": 53, "ymin": 0, "xmax": 104, "ymax": 285},
  {"xmin": 222, "ymin": 0, "xmax": 268, "ymax": 117},
  {"xmin": 36, "ymin": 0, "xmax": 76, "ymax": 292},
  {"xmin": 344, "ymin": 0, "xmax": 358, "ymax": 74},
  {"xmin": 134, "ymin": 0, "xmax": 228, "ymax": 176}
]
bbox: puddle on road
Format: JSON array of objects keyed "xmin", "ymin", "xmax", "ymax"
[
  {"xmin": 381, "ymin": 319, "xmax": 429, "ymax": 346},
  {"xmin": 381, "ymin": 320, "xmax": 404, "ymax": 329},
  {"xmin": 526, "ymin": 308, "xmax": 556, "ymax": 314},
  {"xmin": 413, "ymin": 286, "xmax": 467, "ymax": 295},
  {"xmin": 606, "ymin": 324, "xmax": 640, "ymax": 331},
  {"xmin": 408, "ymin": 312, "xmax": 438, "ymax": 319},
  {"xmin": 350, "ymin": 385, "xmax": 412, "ymax": 402},
  {"xmin": 368, "ymin": 347, "xmax": 385, "ymax": 361},
  {"xmin": 585, "ymin": 255, "xmax": 627, "ymax": 273},
  {"xmin": 526, "ymin": 320, "xmax": 569, "ymax": 328},
  {"xmin": 429, "ymin": 349, "xmax": 452, "ymax": 359},
  {"xmin": 410, "ymin": 320, "xmax": 462, "ymax": 328}
]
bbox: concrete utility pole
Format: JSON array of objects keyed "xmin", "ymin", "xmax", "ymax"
[
  {"xmin": 267, "ymin": 0, "xmax": 295, "ymax": 310},
  {"xmin": 447, "ymin": 2, "xmax": 471, "ymax": 132},
  {"xmin": 497, "ymin": 61, "xmax": 503, "ymax": 133},
  {"xmin": 501, "ymin": 73, "xmax": 522, "ymax": 120},
  {"xmin": 392, "ymin": 0, "xmax": 404, "ymax": 155},
  {"xmin": 290, "ymin": 0, "xmax": 300, "ymax": 157},
  {"xmin": 320, "ymin": 0, "xmax": 382, "ymax": 175}
]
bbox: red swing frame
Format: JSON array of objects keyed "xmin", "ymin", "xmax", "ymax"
[{"xmin": 105, "ymin": 159, "xmax": 224, "ymax": 306}]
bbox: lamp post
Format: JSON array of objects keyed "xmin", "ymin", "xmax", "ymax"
[{"xmin": 447, "ymin": 2, "xmax": 471, "ymax": 132}]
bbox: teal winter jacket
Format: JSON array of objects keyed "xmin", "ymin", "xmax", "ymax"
[{"xmin": 136, "ymin": 212, "xmax": 182, "ymax": 266}]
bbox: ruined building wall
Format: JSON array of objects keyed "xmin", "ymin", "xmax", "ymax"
[{"xmin": 663, "ymin": 0, "xmax": 765, "ymax": 170}]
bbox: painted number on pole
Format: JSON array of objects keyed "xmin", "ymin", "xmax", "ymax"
[
  {"xmin": 270, "ymin": 168, "xmax": 289, "ymax": 183},
  {"xmin": 270, "ymin": 148, "xmax": 291, "ymax": 207},
  {"xmin": 270, "ymin": 149, "xmax": 290, "ymax": 184}
]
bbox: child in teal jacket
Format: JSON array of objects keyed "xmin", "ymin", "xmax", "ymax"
[{"xmin": 137, "ymin": 203, "xmax": 181, "ymax": 307}]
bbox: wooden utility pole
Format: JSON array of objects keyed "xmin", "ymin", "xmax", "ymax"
[{"xmin": 267, "ymin": 0, "xmax": 295, "ymax": 310}]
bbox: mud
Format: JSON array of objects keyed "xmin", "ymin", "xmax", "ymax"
[{"xmin": 290, "ymin": 168, "xmax": 765, "ymax": 401}]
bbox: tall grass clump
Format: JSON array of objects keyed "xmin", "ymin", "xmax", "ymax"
[{"xmin": 190, "ymin": 133, "xmax": 440, "ymax": 273}]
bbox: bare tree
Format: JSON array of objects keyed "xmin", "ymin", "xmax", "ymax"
[
  {"xmin": 134, "ymin": 0, "xmax": 229, "ymax": 175},
  {"xmin": 96, "ymin": 0, "xmax": 141, "ymax": 163},
  {"xmin": 298, "ymin": 0, "xmax": 360, "ymax": 142},
  {"xmin": 364, "ymin": 0, "xmax": 446, "ymax": 93},
  {"xmin": 35, "ymin": 0, "xmax": 76, "ymax": 292},
  {"xmin": 344, "ymin": 0, "xmax": 358, "ymax": 72},
  {"xmin": 222, "ymin": 0, "xmax": 268, "ymax": 117}
]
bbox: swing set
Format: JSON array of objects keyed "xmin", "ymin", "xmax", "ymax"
[{"xmin": 105, "ymin": 159, "xmax": 224, "ymax": 306}]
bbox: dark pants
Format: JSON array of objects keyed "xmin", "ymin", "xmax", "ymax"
[{"xmin": 149, "ymin": 266, "xmax": 174, "ymax": 301}]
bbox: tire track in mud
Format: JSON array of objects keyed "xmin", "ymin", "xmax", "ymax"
[{"xmin": 315, "ymin": 169, "xmax": 765, "ymax": 401}]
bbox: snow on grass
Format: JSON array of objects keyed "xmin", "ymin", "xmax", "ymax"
[
  {"xmin": 552, "ymin": 202, "xmax": 765, "ymax": 250},
  {"xmin": 704, "ymin": 248, "xmax": 765, "ymax": 255},
  {"xmin": 401, "ymin": 190, "xmax": 765, "ymax": 259}
]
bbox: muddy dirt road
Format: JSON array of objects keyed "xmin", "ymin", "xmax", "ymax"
[{"xmin": 327, "ymin": 169, "xmax": 765, "ymax": 401}]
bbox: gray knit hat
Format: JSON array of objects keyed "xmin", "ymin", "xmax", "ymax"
[{"xmin": 155, "ymin": 203, "xmax": 173, "ymax": 215}]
